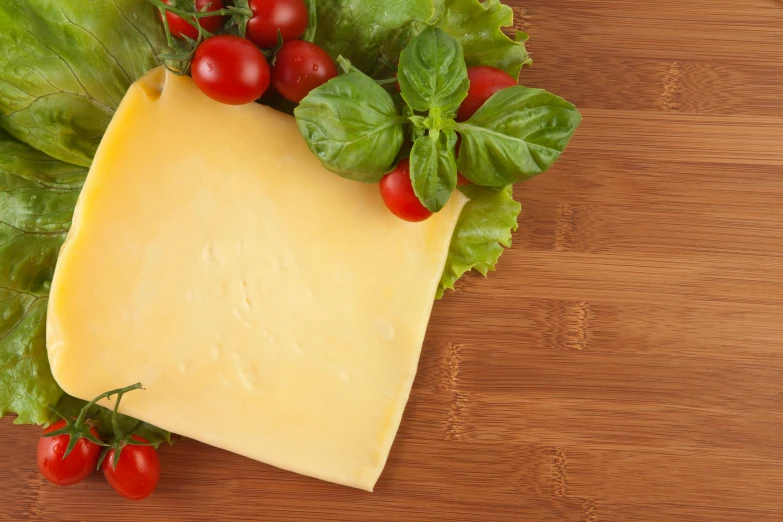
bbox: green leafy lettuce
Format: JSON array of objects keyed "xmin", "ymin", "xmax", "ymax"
[
  {"xmin": 314, "ymin": 0, "xmax": 529, "ymax": 80},
  {"xmin": 0, "ymin": 128, "xmax": 84, "ymax": 425},
  {"xmin": 433, "ymin": 0, "xmax": 531, "ymax": 79},
  {"xmin": 314, "ymin": 0, "xmax": 439, "ymax": 77},
  {"xmin": 303, "ymin": 0, "xmax": 318, "ymax": 42},
  {"xmin": 438, "ymin": 184, "xmax": 521, "ymax": 298},
  {"xmin": 0, "ymin": 0, "xmax": 168, "ymax": 167}
]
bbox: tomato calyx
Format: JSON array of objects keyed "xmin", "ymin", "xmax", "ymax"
[
  {"xmin": 150, "ymin": 0, "xmax": 253, "ymax": 39},
  {"xmin": 43, "ymin": 407, "xmax": 108, "ymax": 459},
  {"xmin": 263, "ymin": 30, "xmax": 287, "ymax": 64},
  {"xmin": 99, "ymin": 436, "xmax": 158, "ymax": 471}
]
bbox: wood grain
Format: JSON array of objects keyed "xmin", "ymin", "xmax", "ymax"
[{"xmin": 3, "ymin": 0, "xmax": 783, "ymax": 520}]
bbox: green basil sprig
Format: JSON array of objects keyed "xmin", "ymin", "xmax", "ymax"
[
  {"xmin": 294, "ymin": 25, "xmax": 581, "ymax": 209},
  {"xmin": 398, "ymin": 28, "xmax": 468, "ymax": 212}
]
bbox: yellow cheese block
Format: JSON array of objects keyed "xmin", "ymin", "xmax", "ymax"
[{"xmin": 47, "ymin": 68, "xmax": 467, "ymax": 491}]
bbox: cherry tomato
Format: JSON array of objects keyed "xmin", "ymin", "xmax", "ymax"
[
  {"xmin": 379, "ymin": 159, "xmax": 433, "ymax": 222},
  {"xmin": 272, "ymin": 41, "xmax": 338, "ymax": 103},
  {"xmin": 102, "ymin": 436, "xmax": 161, "ymax": 501},
  {"xmin": 192, "ymin": 35, "xmax": 271, "ymax": 105},
  {"xmin": 456, "ymin": 66, "xmax": 517, "ymax": 122},
  {"xmin": 247, "ymin": 0, "xmax": 309, "ymax": 49},
  {"xmin": 162, "ymin": 0, "xmax": 225, "ymax": 40},
  {"xmin": 457, "ymin": 173, "xmax": 471, "ymax": 186},
  {"xmin": 37, "ymin": 420, "xmax": 102, "ymax": 486}
]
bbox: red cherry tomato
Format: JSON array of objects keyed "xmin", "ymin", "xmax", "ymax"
[
  {"xmin": 192, "ymin": 35, "xmax": 271, "ymax": 105},
  {"xmin": 162, "ymin": 0, "xmax": 225, "ymax": 40},
  {"xmin": 379, "ymin": 159, "xmax": 433, "ymax": 222},
  {"xmin": 272, "ymin": 41, "xmax": 338, "ymax": 103},
  {"xmin": 37, "ymin": 420, "xmax": 102, "ymax": 486},
  {"xmin": 456, "ymin": 66, "xmax": 517, "ymax": 122},
  {"xmin": 247, "ymin": 0, "xmax": 309, "ymax": 49},
  {"xmin": 102, "ymin": 436, "xmax": 161, "ymax": 501},
  {"xmin": 457, "ymin": 173, "xmax": 471, "ymax": 187}
]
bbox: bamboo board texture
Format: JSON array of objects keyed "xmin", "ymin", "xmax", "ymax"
[{"xmin": 3, "ymin": 1, "xmax": 783, "ymax": 520}]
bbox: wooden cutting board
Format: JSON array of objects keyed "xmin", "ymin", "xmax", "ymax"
[{"xmin": 3, "ymin": 1, "xmax": 783, "ymax": 520}]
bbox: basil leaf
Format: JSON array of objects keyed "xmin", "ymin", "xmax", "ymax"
[
  {"xmin": 398, "ymin": 27, "xmax": 469, "ymax": 116},
  {"xmin": 295, "ymin": 70, "xmax": 404, "ymax": 182},
  {"xmin": 0, "ymin": 0, "xmax": 168, "ymax": 167},
  {"xmin": 456, "ymin": 86, "xmax": 582, "ymax": 186},
  {"xmin": 410, "ymin": 130, "xmax": 458, "ymax": 212},
  {"xmin": 314, "ymin": 0, "xmax": 439, "ymax": 77},
  {"xmin": 434, "ymin": 0, "xmax": 531, "ymax": 79},
  {"xmin": 0, "ymin": 128, "xmax": 86, "ymax": 425},
  {"xmin": 438, "ymin": 184, "xmax": 520, "ymax": 298}
]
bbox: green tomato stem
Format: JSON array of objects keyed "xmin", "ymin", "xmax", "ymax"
[
  {"xmin": 148, "ymin": 0, "xmax": 252, "ymax": 22},
  {"xmin": 147, "ymin": 0, "xmax": 253, "ymax": 41},
  {"xmin": 75, "ymin": 383, "xmax": 144, "ymax": 432}
]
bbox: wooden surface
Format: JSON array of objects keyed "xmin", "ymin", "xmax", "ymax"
[{"xmin": 3, "ymin": 1, "xmax": 783, "ymax": 520}]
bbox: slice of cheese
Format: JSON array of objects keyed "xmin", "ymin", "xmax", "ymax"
[{"xmin": 47, "ymin": 68, "xmax": 467, "ymax": 491}]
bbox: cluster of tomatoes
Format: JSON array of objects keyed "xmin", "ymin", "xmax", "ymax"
[
  {"xmin": 38, "ymin": 419, "xmax": 160, "ymax": 500},
  {"xmin": 380, "ymin": 65, "xmax": 518, "ymax": 222},
  {"xmin": 164, "ymin": 0, "xmax": 337, "ymax": 105}
]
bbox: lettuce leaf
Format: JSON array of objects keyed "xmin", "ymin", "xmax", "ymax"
[
  {"xmin": 314, "ymin": 0, "xmax": 529, "ymax": 79},
  {"xmin": 302, "ymin": 0, "xmax": 318, "ymax": 42},
  {"xmin": 433, "ymin": 0, "xmax": 531, "ymax": 79},
  {"xmin": 438, "ymin": 185, "xmax": 521, "ymax": 298},
  {"xmin": 314, "ymin": 0, "xmax": 439, "ymax": 76},
  {"xmin": 0, "ymin": 128, "xmax": 84, "ymax": 424},
  {"xmin": 0, "ymin": 0, "xmax": 167, "ymax": 167}
]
